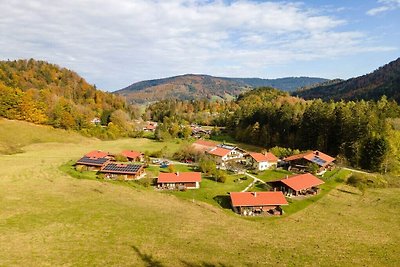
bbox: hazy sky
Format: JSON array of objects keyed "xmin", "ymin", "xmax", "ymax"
[{"xmin": 1, "ymin": 0, "xmax": 399, "ymax": 91}]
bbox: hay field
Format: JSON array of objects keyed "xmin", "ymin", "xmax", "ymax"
[{"xmin": 0, "ymin": 120, "xmax": 399, "ymax": 266}]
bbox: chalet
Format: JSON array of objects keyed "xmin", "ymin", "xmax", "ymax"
[
  {"xmin": 206, "ymin": 144, "xmax": 246, "ymax": 167},
  {"xmin": 143, "ymin": 121, "xmax": 157, "ymax": 132},
  {"xmin": 99, "ymin": 163, "xmax": 145, "ymax": 180},
  {"xmin": 191, "ymin": 139, "xmax": 219, "ymax": 152},
  {"xmin": 75, "ymin": 156, "xmax": 110, "ymax": 171},
  {"xmin": 121, "ymin": 150, "xmax": 144, "ymax": 162},
  {"xmin": 246, "ymin": 152, "xmax": 278, "ymax": 171},
  {"xmin": 85, "ymin": 150, "xmax": 114, "ymax": 160},
  {"xmin": 268, "ymin": 173, "xmax": 325, "ymax": 197},
  {"xmin": 157, "ymin": 172, "xmax": 201, "ymax": 190},
  {"xmin": 230, "ymin": 191, "xmax": 288, "ymax": 216},
  {"xmin": 284, "ymin": 150, "xmax": 335, "ymax": 174}
]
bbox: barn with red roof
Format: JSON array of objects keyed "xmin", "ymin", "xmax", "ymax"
[
  {"xmin": 268, "ymin": 173, "xmax": 325, "ymax": 197},
  {"xmin": 85, "ymin": 150, "xmax": 114, "ymax": 159},
  {"xmin": 157, "ymin": 172, "xmax": 202, "ymax": 190},
  {"xmin": 191, "ymin": 139, "xmax": 219, "ymax": 152},
  {"xmin": 284, "ymin": 150, "xmax": 335, "ymax": 174},
  {"xmin": 121, "ymin": 150, "xmax": 144, "ymax": 162},
  {"xmin": 230, "ymin": 191, "xmax": 288, "ymax": 216},
  {"xmin": 246, "ymin": 152, "xmax": 278, "ymax": 171}
]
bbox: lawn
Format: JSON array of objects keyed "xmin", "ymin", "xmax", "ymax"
[{"xmin": 0, "ymin": 119, "xmax": 399, "ymax": 266}]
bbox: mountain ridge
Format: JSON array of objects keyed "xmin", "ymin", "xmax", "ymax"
[{"xmin": 114, "ymin": 74, "xmax": 328, "ymax": 104}]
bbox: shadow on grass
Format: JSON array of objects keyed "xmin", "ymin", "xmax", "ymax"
[
  {"xmin": 336, "ymin": 188, "xmax": 359, "ymax": 195},
  {"xmin": 130, "ymin": 245, "xmax": 164, "ymax": 267},
  {"xmin": 181, "ymin": 260, "xmax": 230, "ymax": 267},
  {"xmin": 213, "ymin": 195, "xmax": 232, "ymax": 209}
]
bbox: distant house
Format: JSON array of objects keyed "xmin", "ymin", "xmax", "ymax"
[
  {"xmin": 206, "ymin": 144, "xmax": 246, "ymax": 167},
  {"xmin": 191, "ymin": 139, "xmax": 219, "ymax": 152},
  {"xmin": 121, "ymin": 150, "xmax": 144, "ymax": 162},
  {"xmin": 230, "ymin": 191, "xmax": 288, "ymax": 216},
  {"xmin": 284, "ymin": 150, "xmax": 335, "ymax": 174},
  {"xmin": 246, "ymin": 152, "xmax": 278, "ymax": 171},
  {"xmin": 99, "ymin": 163, "xmax": 145, "ymax": 180},
  {"xmin": 268, "ymin": 173, "xmax": 324, "ymax": 197},
  {"xmin": 85, "ymin": 150, "xmax": 114, "ymax": 160},
  {"xmin": 75, "ymin": 156, "xmax": 110, "ymax": 171},
  {"xmin": 143, "ymin": 121, "xmax": 158, "ymax": 132},
  {"xmin": 90, "ymin": 117, "xmax": 101, "ymax": 125},
  {"xmin": 157, "ymin": 172, "xmax": 201, "ymax": 190}
]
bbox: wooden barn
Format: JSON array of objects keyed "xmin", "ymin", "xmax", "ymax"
[
  {"xmin": 283, "ymin": 150, "xmax": 335, "ymax": 174},
  {"xmin": 191, "ymin": 139, "xmax": 218, "ymax": 152},
  {"xmin": 268, "ymin": 173, "xmax": 325, "ymax": 197},
  {"xmin": 121, "ymin": 150, "xmax": 144, "ymax": 162},
  {"xmin": 75, "ymin": 156, "xmax": 110, "ymax": 171},
  {"xmin": 230, "ymin": 191, "xmax": 288, "ymax": 216},
  {"xmin": 85, "ymin": 150, "xmax": 114, "ymax": 160},
  {"xmin": 157, "ymin": 172, "xmax": 201, "ymax": 190},
  {"xmin": 99, "ymin": 163, "xmax": 145, "ymax": 180}
]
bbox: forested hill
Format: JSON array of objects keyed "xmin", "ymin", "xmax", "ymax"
[
  {"xmin": 114, "ymin": 74, "xmax": 327, "ymax": 104},
  {"xmin": 0, "ymin": 59, "xmax": 132, "ymax": 131},
  {"xmin": 296, "ymin": 57, "xmax": 400, "ymax": 102}
]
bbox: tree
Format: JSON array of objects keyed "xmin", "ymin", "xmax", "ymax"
[{"xmin": 198, "ymin": 156, "xmax": 217, "ymax": 175}]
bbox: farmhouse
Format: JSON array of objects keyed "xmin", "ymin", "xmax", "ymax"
[
  {"xmin": 85, "ymin": 150, "xmax": 114, "ymax": 160},
  {"xmin": 191, "ymin": 139, "xmax": 219, "ymax": 152},
  {"xmin": 75, "ymin": 156, "xmax": 110, "ymax": 171},
  {"xmin": 230, "ymin": 191, "xmax": 288, "ymax": 216},
  {"xmin": 99, "ymin": 163, "xmax": 145, "ymax": 180},
  {"xmin": 121, "ymin": 150, "xmax": 144, "ymax": 162},
  {"xmin": 143, "ymin": 121, "xmax": 157, "ymax": 132},
  {"xmin": 206, "ymin": 144, "xmax": 246, "ymax": 167},
  {"xmin": 268, "ymin": 173, "xmax": 325, "ymax": 197},
  {"xmin": 284, "ymin": 150, "xmax": 335, "ymax": 174},
  {"xmin": 246, "ymin": 152, "xmax": 278, "ymax": 171},
  {"xmin": 157, "ymin": 172, "xmax": 201, "ymax": 190}
]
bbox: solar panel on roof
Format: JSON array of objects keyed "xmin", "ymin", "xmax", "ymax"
[
  {"xmin": 310, "ymin": 156, "xmax": 326, "ymax": 166},
  {"xmin": 77, "ymin": 156, "xmax": 108, "ymax": 165},
  {"xmin": 101, "ymin": 163, "xmax": 143, "ymax": 173}
]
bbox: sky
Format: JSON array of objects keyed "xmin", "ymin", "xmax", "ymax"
[{"xmin": 0, "ymin": 0, "xmax": 399, "ymax": 91}]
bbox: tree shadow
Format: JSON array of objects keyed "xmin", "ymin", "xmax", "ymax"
[
  {"xmin": 130, "ymin": 245, "xmax": 164, "ymax": 267},
  {"xmin": 336, "ymin": 188, "xmax": 359, "ymax": 195},
  {"xmin": 213, "ymin": 195, "xmax": 232, "ymax": 209},
  {"xmin": 180, "ymin": 259, "xmax": 230, "ymax": 267}
]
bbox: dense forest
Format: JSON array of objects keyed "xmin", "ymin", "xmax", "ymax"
[
  {"xmin": 296, "ymin": 57, "xmax": 400, "ymax": 102},
  {"xmin": 0, "ymin": 59, "xmax": 140, "ymax": 138},
  {"xmin": 145, "ymin": 87, "xmax": 400, "ymax": 173}
]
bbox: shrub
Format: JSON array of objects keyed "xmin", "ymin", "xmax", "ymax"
[{"xmin": 114, "ymin": 154, "xmax": 128, "ymax": 162}]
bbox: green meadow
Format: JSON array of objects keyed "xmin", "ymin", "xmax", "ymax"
[{"xmin": 0, "ymin": 119, "xmax": 399, "ymax": 266}]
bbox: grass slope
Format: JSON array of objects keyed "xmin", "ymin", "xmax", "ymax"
[{"xmin": 0, "ymin": 120, "xmax": 399, "ymax": 266}]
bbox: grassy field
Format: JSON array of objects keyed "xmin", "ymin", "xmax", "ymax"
[{"xmin": 1, "ymin": 119, "xmax": 400, "ymax": 266}]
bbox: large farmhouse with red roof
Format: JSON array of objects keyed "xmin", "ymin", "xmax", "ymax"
[
  {"xmin": 157, "ymin": 172, "xmax": 202, "ymax": 190},
  {"xmin": 206, "ymin": 144, "xmax": 246, "ymax": 167},
  {"xmin": 75, "ymin": 156, "xmax": 110, "ymax": 171},
  {"xmin": 246, "ymin": 152, "xmax": 278, "ymax": 171},
  {"xmin": 230, "ymin": 191, "xmax": 288, "ymax": 216},
  {"xmin": 284, "ymin": 150, "xmax": 335, "ymax": 174},
  {"xmin": 268, "ymin": 173, "xmax": 325, "ymax": 197},
  {"xmin": 85, "ymin": 150, "xmax": 114, "ymax": 160}
]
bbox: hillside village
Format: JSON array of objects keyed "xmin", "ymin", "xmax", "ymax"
[{"xmin": 73, "ymin": 139, "xmax": 335, "ymax": 216}]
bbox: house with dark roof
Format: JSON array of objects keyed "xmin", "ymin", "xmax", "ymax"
[
  {"xmin": 99, "ymin": 163, "xmax": 145, "ymax": 180},
  {"xmin": 268, "ymin": 173, "xmax": 325, "ymax": 197},
  {"xmin": 205, "ymin": 144, "xmax": 246, "ymax": 167},
  {"xmin": 157, "ymin": 172, "xmax": 201, "ymax": 190},
  {"xmin": 283, "ymin": 150, "xmax": 335, "ymax": 174},
  {"xmin": 121, "ymin": 150, "xmax": 144, "ymax": 162},
  {"xmin": 246, "ymin": 152, "xmax": 278, "ymax": 171},
  {"xmin": 230, "ymin": 191, "xmax": 288, "ymax": 216},
  {"xmin": 75, "ymin": 156, "xmax": 110, "ymax": 171}
]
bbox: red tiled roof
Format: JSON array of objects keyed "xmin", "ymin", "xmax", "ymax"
[
  {"xmin": 121, "ymin": 150, "xmax": 142, "ymax": 159},
  {"xmin": 85, "ymin": 150, "xmax": 109, "ymax": 158},
  {"xmin": 284, "ymin": 150, "xmax": 335, "ymax": 166},
  {"xmin": 249, "ymin": 152, "xmax": 278, "ymax": 163},
  {"xmin": 280, "ymin": 173, "xmax": 324, "ymax": 191},
  {"xmin": 157, "ymin": 172, "xmax": 202, "ymax": 183},
  {"xmin": 230, "ymin": 192, "xmax": 288, "ymax": 207},
  {"xmin": 193, "ymin": 139, "xmax": 218, "ymax": 148},
  {"xmin": 207, "ymin": 147, "xmax": 231, "ymax": 157}
]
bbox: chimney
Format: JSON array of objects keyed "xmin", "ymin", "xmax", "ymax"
[
  {"xmin": 315, "ymin": 151, "xmax": 319, "ymax": 156},
  {"xmin": 286, "ymin": 175, "xmax": 288, "ymax": 179},
  {"xmin": 176, "ymin": 172, "xmax": 179, "ymax": 176},
  {"xmin": 254, "ymin": 192, "xmax": 257, "ymax": 197}
]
